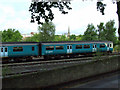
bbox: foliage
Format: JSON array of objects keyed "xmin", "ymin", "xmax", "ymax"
[
  {"xmin": 2, "ymin": 66, "xmax": 11, "ymax": 77},
  {"xmin": 54, "ymin": 35, "xmax": 69, "ymax": 41},
  {"xmin": 69, "ymin": 34, "xmax": 76, "ymax": 41},
  {"xmin": 2, "ymin": 29, "xmax": 23, "ymax": 42},
  {"xmin": 82, "ymin": 24, "xmax": 98, "ymax": 41},
  {"xmin": 38, "ymin": 22, "xmax": 56, "ymax": 41},
  {"xmin": 76, "ymin": 34, "xmax": 83, "ymax": 41},
  {"xmin": 29, "ymin": 1, "xmax": 120, "ymax": 40},
  {"xmin": 97, "ymin": 22, "xmax": 106, "ymax": 40},
  {"xmin": 104, "ymin": 20, "xmax": 117, "ymax": 44},
  {"xmin": 29, "ymin": 1, "xmax": 72, "ymax": 24},
  {"xmin": 114, "ymin": 45, "xmax": 120, "ymax": 52},
  {"xmin": 114, "ymin": 40, "xmax": 120, "ymax": 52},
  {"xmin": 54, "ymin": 35, "xmax": 61, "ymax": 41},
  {"xmin": 96, "ymin": 2, "xmax": 106, "ymax": 15},
  {"xmin": 23, "ymin": 33, "xmax": 40, "ymax": 42},
  {"xmin": 97, "ymin": 20, "xmax": 117, "ymax": 46}
]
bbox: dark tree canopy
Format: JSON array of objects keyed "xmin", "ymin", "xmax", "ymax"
[
  {"xmin": 29, "ymin": 1, "xmax": 72, "ymax": 24},
  {"xmin": 29, "ymin": 1, "xmax": 120, "ymax": 40},
  {"xmin": 2, "ymin": 29, "xmax": 23, "ymax": 42},
  {"xmin": 97, "ymin": 2, "xmax": 106, "ymax": 15},
  {"xmin": 97, "ymin": 1, "xmax": 120, "ymax": 40}
]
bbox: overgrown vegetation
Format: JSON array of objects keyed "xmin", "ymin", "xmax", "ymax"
[{"xmin": 2, "ymin": 66, "xmax": 11, "ymax": 77}]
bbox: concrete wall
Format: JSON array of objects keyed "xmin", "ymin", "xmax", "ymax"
[{"xmin": 2, "ymin": 55, "xmax": 120, "ymax": 88}]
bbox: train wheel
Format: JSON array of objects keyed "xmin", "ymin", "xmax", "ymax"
[
  {"xmin": 13, "ymin": 58, "xmax": 22, "ymax": 63},
  {"xmin": 54, "ymin": 55, "xmax": 60, "ymax": 60},
  {"xmin": 44, "ymin": 55, "xmax": 49, "ymax": 60},
  {"xmin": 26, "ymin": 57, "xmax": 33, "ymax": 61}
]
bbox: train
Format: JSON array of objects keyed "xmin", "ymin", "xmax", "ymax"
[{"xmin": 0, "ymin": 41, "xmax": 113, "ymax": 62}]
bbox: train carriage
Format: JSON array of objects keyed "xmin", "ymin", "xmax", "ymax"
[
  {"xmin": 0, "ymin": 42, "xmax": 39, "ymax": 60},
  {"xmin": 40, "ymin": 41, "xmax": 113, "ymax": 58},
  {"xmin": 0, "ymin": 41, "xmax": 113, "ymax": 61}
]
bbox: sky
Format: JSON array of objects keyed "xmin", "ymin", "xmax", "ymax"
[{"xmin": 0, "ymin": 0, "xmax": 118, "ymax": 36}]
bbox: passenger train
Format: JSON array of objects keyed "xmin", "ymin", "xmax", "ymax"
[{"xmin": 0, "ymin": 41, "xmax": 113, "ymax": 61}]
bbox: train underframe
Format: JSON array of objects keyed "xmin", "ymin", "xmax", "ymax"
[
  {"xmin": 43, "ymin": 51, "xmax": 112, "ymax": 60},
  {"xmin": 1, "ymin": 51, "xmax": 112, "ymax": 63}
]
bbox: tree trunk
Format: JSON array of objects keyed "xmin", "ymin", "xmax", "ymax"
[{"xmin": 117, "ymin": 2, "xmax": 120, "ymax": 40}]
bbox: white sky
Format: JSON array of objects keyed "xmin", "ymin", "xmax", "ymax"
[{"xmin": 0, "ymin": 0, "xmax": 118, "ymax": 36}]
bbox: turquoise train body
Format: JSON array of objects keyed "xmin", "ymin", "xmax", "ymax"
[
  {"xmin": 0, "ymin": 41, "xmax": 113, "ymax": 60},
  {"xmin": 41, "ymin": 41, "xmax": 113, "ymax": 56}
]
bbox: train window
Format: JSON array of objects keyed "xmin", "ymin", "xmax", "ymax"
[
  {"xmin": 67, "ymin": 46, "xmax": 69, "ymax": 49},
  {"xmin": 70, "ymin": 46, "xmax": 72, "ymax": 49},
  {"xmin": 32, "ymin": 47, "xmax": 34, "ymax": 51},
  {"xmin": 46, "ymin": 46, "xmax": 54, "ymax": 50},
  {"xmin": 107, "ymin": 44, "xmax": 109, "ymax": 47},
  {"xmin": 93, "ymin": 45, "xmax": 96, "ymax": 48},
  {"xmin": 5, "ymin": 48, "xmax": 7, "ymax": 52},
  {"xmin": 13, "ymin": 47, "xmax": 23, "ymax": 52},
  {"xmin": 56, "ymin": 46, "xmax": 64, "ymax": 50},
  {"xmin": 84, "ymin": 45, "xmax": 90, "ymax": 49},
  {"xmin": 110, "ymin": 44, "xmax": 112, "ymax": 47},
  {"xmin": 100, "ymin": 44, "xmax": 105, "ymax": 48},
  {"xmin": 1, "ymin": 48, "xmax": 3, "ymax": 52},
  {"xmin": 95, "ymin": 45, "xmax": 96, "ymax": 48},
  {"xmin": 76, "ymin": 45, "xmax": 82, "ymax": 49}
]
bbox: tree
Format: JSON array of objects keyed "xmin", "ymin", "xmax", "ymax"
[
  {"xmin": 82, "ymin": 24, "xmax": 98, "ymax": 41},
  {"xmin": 2, "ymin": 29, "xmax": 23, "ymax": 42},
  {"xmin": 29, "ymin": 1, "xmax": 120, "ymax": 40},
  {"xmin": 29, "ymin": 1, "xmax": 72, "ymax": 24},
  {"xmin": 97, "ymin": 22, "xmax": 105, "ymax": 40},
  {"xmin": 97, "ymin": 1, "xmax": 120, "ymax": 40},
  {"xmin": 104, "ymin": 20, "xmax": 117, "ymax": 45},
  {"xmin": 60, "ymin": 35, "xmax": 69, "ymax": 41},
  {"xmin": 69, "ymin": 34, "xmax": 76, "ymax": 41},
  {"xmin": 76, "ymin": 34, "xmax": 83, "ymax": 41},
  {"xmin": 54, "ymin": 35, "xmax": 61, "ymax": 41},
  {"xmin": 38, "ymin": 22, "xmax": 55, "ymax": 41},
  {"xmin": 117, "ymin": 1, "xmax": 120, "ymax": 40},
  {"xmin": 23, "ymin": 33, "xmax": 40, "ymax": 42},
  {"xmin": 114, "ymin": 40, "xmax": 120, "ymax": 52}
]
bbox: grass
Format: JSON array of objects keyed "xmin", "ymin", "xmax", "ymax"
[{"xmin": 2, "ymin": 66, "xmax": 11, "ymax": 77}]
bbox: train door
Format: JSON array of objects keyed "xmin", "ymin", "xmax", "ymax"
[
  {"xmin": 107, "ymin": 44, "xmax": 109, "ymax": 51},
  {"xmin": 92, "ymin": 44, "xmax": 97, "ymax": 52},
  {"xmin": 67, "ymin": 45, "xmax": 72, "ymax": 54},
  {"xmin": 0, "ymin": 47, "xmax": 8, "ymax": 57},
  {"xmin": 0, "ymin": 47, "xmax": 1, "ymax": 57}
]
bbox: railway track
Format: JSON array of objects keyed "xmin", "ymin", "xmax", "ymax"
[
  {"xmin": 2, "ymin": 54, "xmax": 119, "ymax": 68},
  {"xmin": 2, "ymin": 54, "xmax": 119, "ymax": 77},
  {"xmin": 1, "ymin": 55, "xmax": 91, "ymax": 64},
  {"xmin": 2, "ymin": 52, "xmax": 119, "ymax": 65},
  {"xmin": 2, "ymin": 56, "xmax": 93, "ymax": 67},
  {"xmin": 2, "ymin": 56, "xmax": 96, "ymax": 77},
  {"xmin": 2, "ymin": 55, "xmax": 119, "ymax": 77}
]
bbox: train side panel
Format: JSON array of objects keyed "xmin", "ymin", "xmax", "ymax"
[
  {"xmin": 41, "ymin": 44, "xmax": 66, "ymax": 55},
  {"xmin": 41, "ymin": 41, "xmax": 113, "ymax": 56},
  {"xmin": 41, "ymin": 43, "xmax": 94, "ymax": 56},
  {"xmin": 8, "ymin": 45, "xmax": 39, "ymax": 58},
  {"xmin": 72, "ymin": 43, "xmax": 92, "ymax": 54}
]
